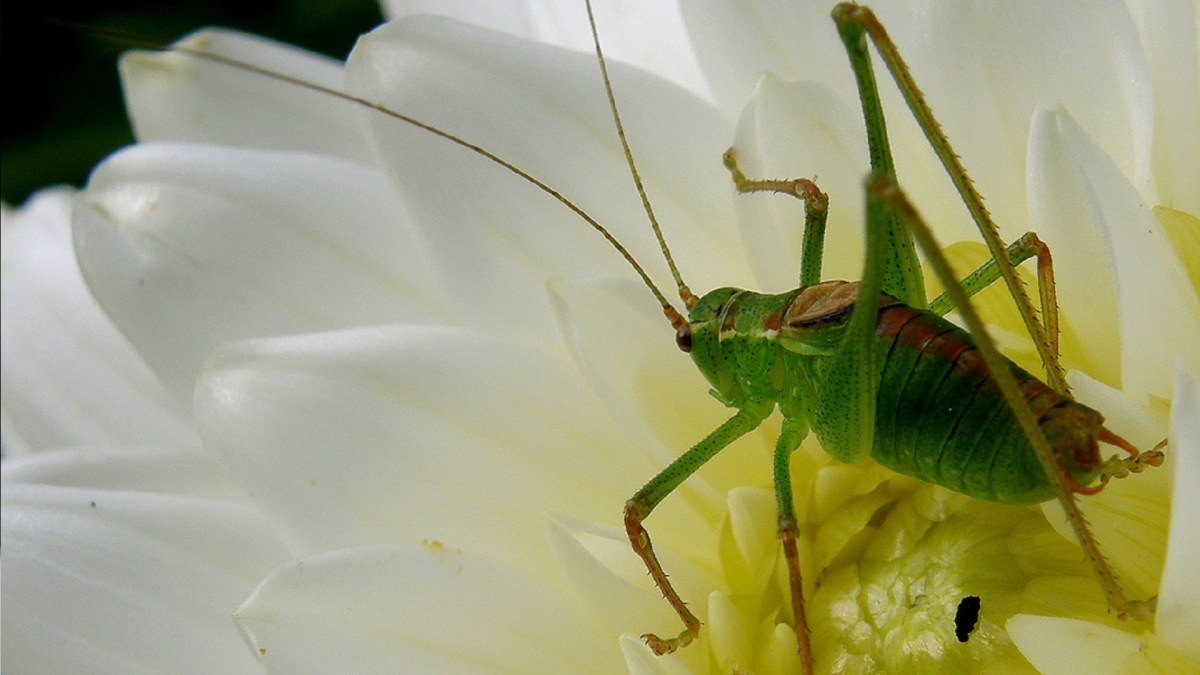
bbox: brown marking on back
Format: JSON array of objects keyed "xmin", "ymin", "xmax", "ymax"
[
  {"xmin": 785, "ymin": 281, "xmax": 879, "ymax": 328},
  {"xmin": 764, "ymin": 289, "xmax": 803, "ymax": 334}
]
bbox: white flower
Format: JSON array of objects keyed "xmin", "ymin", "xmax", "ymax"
[{"xmin": 2, "ymin": 1, "xmax": 1197, "ymax": 673}]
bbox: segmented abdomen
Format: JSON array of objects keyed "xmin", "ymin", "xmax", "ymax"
[{"xmin": 870, "ymin": 302, "xmax": 1095, "ymax": 504}]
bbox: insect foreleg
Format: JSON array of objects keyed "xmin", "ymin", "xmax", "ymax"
[
  {"xmin": 927, "ymin": 232, "xmax": 1064, "ymax": 388},
  {"xmin": 723, "ymin": 148, "xmax": 829, "ymax": 288},
  {"xmin": 625, "ymin": 401, "xmax": 773, "ymax": 655},
  {"xmin": 870, "ymin": 173, "xmax": 1156, "ymax": 622}
]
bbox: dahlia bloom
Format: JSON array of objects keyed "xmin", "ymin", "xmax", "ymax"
[{"xmin": 3, "ymin": 1, "xmax": 1197, "ymax": 673}]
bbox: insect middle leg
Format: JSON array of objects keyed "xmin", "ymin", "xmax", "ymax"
[
  {"xmin": 926, "ymin": 231, "xmax": 1066, "ymax": 390},
  {"xmin": 772, "ymin": 417, "xmax": 814, "ymax": 672}
]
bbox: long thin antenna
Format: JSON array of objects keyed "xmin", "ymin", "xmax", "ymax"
[
  {"xmin": 81, "ymin": 22, "xmax": 690, "ymax": 331},
  {"xmin": 583, "ymin": 0, "xmax": 697, "ymax": 311}
]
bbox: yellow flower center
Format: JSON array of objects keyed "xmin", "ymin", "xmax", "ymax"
[{"xmin": 704, "ymin": 444, "xmax": 1098, "ymax": 674}]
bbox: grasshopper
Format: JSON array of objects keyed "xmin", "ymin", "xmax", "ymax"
[
  {"xmin": 602, "ymin": 4, "xmax": 1163, "ymax": 669},
  {"xmin": 114, "ymin": 1, "xmax": 1165, "ymax": 671}
]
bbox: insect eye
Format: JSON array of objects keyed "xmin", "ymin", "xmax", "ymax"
[{"xmin": 675, "ymin": 325, "xmax": 693, "ymax": 352}]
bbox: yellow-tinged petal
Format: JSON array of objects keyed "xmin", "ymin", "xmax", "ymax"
[
  {"xmin": 1008, "ymin": 616, "xmax": 1140, "ymax": 675},
  {"xmin": 1156, "ymin": 206, "xmax": 1200, "ymax": 297}
]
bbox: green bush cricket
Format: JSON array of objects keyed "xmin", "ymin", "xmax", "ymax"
[
  {"xmin": 117, "ymin": 1, "xmax": 1166, "ymax": 670},
  {"xmin": 608, "ymin": 4, "xmax": 1163, "ymax": 669}
]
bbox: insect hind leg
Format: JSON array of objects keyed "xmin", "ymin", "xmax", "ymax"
[{"xmin": 871, "ymin": 172, "xmax": 1158, "ymax": 624}]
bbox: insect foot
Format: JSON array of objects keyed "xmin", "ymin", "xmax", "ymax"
[
  {"xmin": 1094, "ymin": 432, "xmax": 1168, "ymax": 489},
  {"xmin": 623, "ymin": 499, "xmax": 700, "ymax": 655},
  {"xmin": 1118, "ymin": 597, "xmax": 1157, "ymax": 622}
]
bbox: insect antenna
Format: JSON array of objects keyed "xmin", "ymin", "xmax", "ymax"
[
  {"xmin": 77, "ymin": 19, "xmax": 690, "ymax": 331},
  {"xmin": 583, "ymin": 0, "xmax": 698, "ymax": 317}
]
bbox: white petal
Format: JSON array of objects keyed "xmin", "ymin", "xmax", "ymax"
[
  {"xmin": 1042, "ymin": 374, "xmax": 1172, "ymax": 600},
  {"xmin": 546, "ymin": 516, "xmax": 702, "ymax": 640},
  {"xmin": 1029, "ymin": 107, "xmax": 1199, "ymax": 399},
  {"xmin": 730, "ymin": 74, "xmax": 869, "ymax": 291},
  {"xmin": 707, "ymin": 588, "xmax": 804, "ymax": 673},
  {"xmin": 1026, "ymin": 110, "xmax": 1118, "ymax": 385},
  {"xmin": 121, "ymin": 29, "xmax": 372, "ymax": 163},
  {"xmin": 382, "ymin": 0, "xmax": 710, "ymax": 100},
  {"xmin": 3, "ymin": 446, "xmax": 247, "ymax": 500},
  {"xmin": 549, "ymin": 277, "xmax": 766, "ymax": 511},
  {"xmin": 344, "ymin": 15, "xmax": 746, "ymax": 343},
  {"xmin": 679, "ymin": 0, "xmax": 860, "ymax": 120},
  {"xmin": 725, "ymin": 487, "xmax": 780, "ymax": 595},
  {"xmin": 1007, "ymin": 615, "xmax": 1140, "ymax": 675},
  {"xmin": 915, "ymin": 0, "xmax": 1153, "ymax": 229},
  {"xmin": 1, "ymin": 190, "xmax": 193, "ymax": 454},
  {"xmin": 194, "ymin": 325, "xmax": 642, "ymax": 580},
  {"xmin": 1158, "ymin": 363, "xmax": 1200, "ymax": 659},
  {"xmin": 232, "ymin": 545, "xmax": 618, "ymax": 673},
  {"xmin": 1124, "ymin": 0, "xmax": 1200, "ymax": 214},
  {"xmin": 1, "ymin": 459, "xmax": 289, "ymax": 674},
  {"xmin": 75, "ymin": 143, "xmax": 445, "ymax": 399},
  {"xmin": 383, "ymin": 0, "xmax": 566, "ymax": 38}
]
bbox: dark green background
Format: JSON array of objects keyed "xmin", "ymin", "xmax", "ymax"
[{"xmin": 2, "ymin": 0, "xmax": 383, "ymax": 206}]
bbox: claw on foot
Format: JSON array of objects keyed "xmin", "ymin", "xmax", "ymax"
[
  {"xmin": 642, "ymin": 629, "xmax": 697, "ymax": 656},
  {"xmin": 1117, "ymin": 597, "xmax": 1157, "ymax": 622}
]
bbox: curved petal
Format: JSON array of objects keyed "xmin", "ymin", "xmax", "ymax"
[
  {"xmin": 549, "ymin": 276, "xmax": 764, "ymax": 509},
  {"xmin": 680, "ymin": 0, "xmax": 864, "ymax": 120},
  {"xmin": 1158, "ymin": 364, "xmax": 1200, "ymax": 660},
  {"xmin": 1007, "ymin": 615, "xmax": 1140, "ymax": 675},
  {"xmin": 546, "ymin": 516, "xmax": 710, "ymax": 647},
  {"xmin": 730, "ymin": 74, "xmax": 869, "ymax": 291},
  {"xmin": 383, "ymin": 0, "xmax": 710, "ymax": 100},
  {"xmin": 1026, "ymin": 109, "xmax": 1119, "ymax": 386},
  {"xmin": 75, "ymin": 143, "xmax": 447, "ymax": 399},
  {"xmin": 1, "ymin": 451, "xmax": 289, "ymax": 674},
  {"xmin": 1043, "ymin": 373, "xmax": 1171, "ymax": 601},
  {"xmin": 122, "ymin": 29, "xmax": 372, "ymax": 163},
  {"xmin": 1028, "ymin": 107, "xmax": 1200, "ymax": 399},
  {"xmin": 1, "ymin": 190, "xmax": 194, "ymax": 454},
  {"xmin": 193, "ymin": 325, "xmax": 647, "ymax": 581},
  {"xmin": 344, "ymin": 15, "xmax": 747, "ymax": 344},
  {"xmin": 233, "ymin": 545, "xmax": 619, "ymax": 673},
  {"xmin": 913, "ymin": 0, "xmax": 1153, "ymax": 233},
  {"xmin": 2, "ymin": 446, "xmax": 247, "ymax": 500},
  {"xmin": 1124, "ymin": 0, "xmax": 1200, "ymax": 214}
]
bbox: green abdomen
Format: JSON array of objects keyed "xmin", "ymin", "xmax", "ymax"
[{"xmin": 869, "ymin": 304, "xmax": 1085, "ymax": 504}]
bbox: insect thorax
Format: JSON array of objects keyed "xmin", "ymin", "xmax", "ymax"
[{"xmin": 685, "ymin": 282, "xmax": 864, "ymax": 412}]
